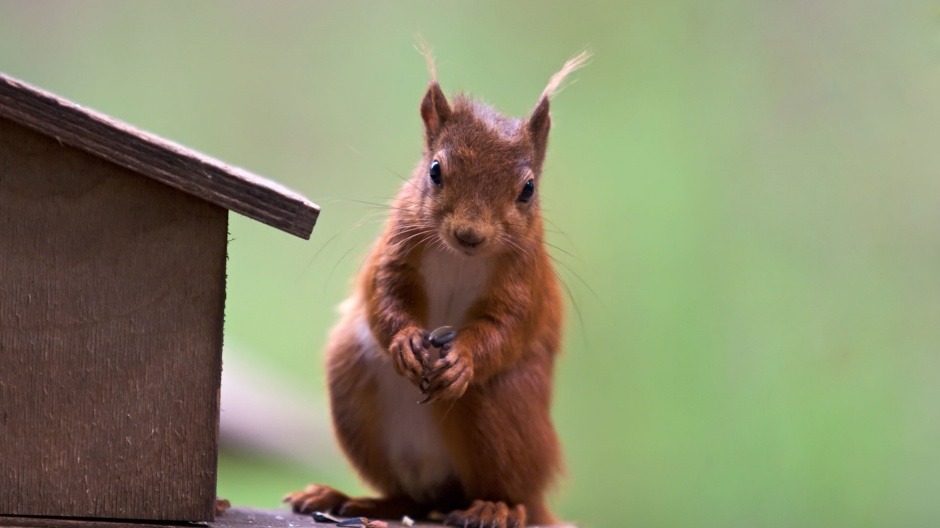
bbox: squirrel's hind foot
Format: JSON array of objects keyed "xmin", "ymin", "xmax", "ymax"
[
  {"xmin": 444, "ymin": 500, "xmax": 527, "ymax": 528},
  {"xmin": 283, "ymin": 484, "xmax": 349, "ymax": 514},
  {"xmin": 284, "ymin": 485, "xmax": 425, "ymax": 520}
]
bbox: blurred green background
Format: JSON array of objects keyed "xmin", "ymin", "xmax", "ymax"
[{"xmin": 2, "ymin": 1, "xmax": 939, "ymax": 527}]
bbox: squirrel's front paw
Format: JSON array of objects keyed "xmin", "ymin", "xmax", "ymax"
[
  {"xmin": 390, "ymin": 326, "xmax": 429, "ymax": 386},
  {"xmin": 423, "ymin": 342, "xmax": 473, "ymax": 402}
]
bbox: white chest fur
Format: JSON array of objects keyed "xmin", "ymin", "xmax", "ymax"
[
  {"xmin": 349, "ymin": 249, "xmax": 491, "ymax": 501},
  {"xmin": 354, "ymin": 313, "xmax": 453, "ymax": 501},
  {"xmin": 420, "ymin": 247, "xmax": 492, "ymax": 329}
]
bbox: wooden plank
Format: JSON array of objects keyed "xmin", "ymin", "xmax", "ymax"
[
  {"xmin": 0, "ymin": 72, "xmax": 318, "ymax": 240},
  {"xmin": 0, "ymin": 507, "xmax": 578, "ymax": 528},
  {"xmin": 0, "ymin": 117, "xmax": 226, "ymax": 521},
  {"xmin": 0, "ymin": 517, "xmax": 181, "ymax": 528}
]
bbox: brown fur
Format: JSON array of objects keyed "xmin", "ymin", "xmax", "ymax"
[{"xmin": 285, "ymin": 53, "xmax": 587, "ymax": 528}]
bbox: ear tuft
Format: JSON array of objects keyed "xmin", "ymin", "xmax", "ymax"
[
  {"xmin": 416, "ymin": 38, "xmax": 438, "ymax": 83},
  {"xmin": 416, "ymin": 40, "xmax": 451, "ymax": 146},
  {"xmin": 420, "ymin": 81, "xmax": 451, "ymax": 146},
  {"xmin": 540, "ymin": 50, "xmax": 591, "ymax": 101}
]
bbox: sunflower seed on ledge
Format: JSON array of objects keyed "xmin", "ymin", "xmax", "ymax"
[{"xmin": 312, "ymin": 511, "xmax": 340, "ymax": 523}]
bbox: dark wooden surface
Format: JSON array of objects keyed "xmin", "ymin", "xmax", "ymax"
[
  {"xmin": 0, "ymin": 72, "xmax": 318, "ymax": 239},
  {"xmin": 0, "ymin": 507, "xmax": 577, "ymax": 528},
  {"xmin": 0, "ymin": 117, "xmax": 227, "ymax": 521}
]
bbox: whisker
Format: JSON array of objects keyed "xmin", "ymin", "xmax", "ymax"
[
  {"xmin": 387, "ymin": 228, "xmax": 436, "ymax": 254},
  {"xmin": 543, "ymin": 240, "xmax": 577, "ymax": 259},
  {"xmin": 388, "ymin": 233, "xmax": 429, "ymax": 253},
  {"xmin": 323, "ymin": 244, "xmax": 362, "ymax": 294},
  {"xmin": 500, "ymin": 235, "xmax": 532, "ymax": 261},
  {"xmin": 548, "ymin": 253, "xmax": 609, "ymax": 314},
  {"xmin": 548, "ymin": 263, "xmax": 590, "ymax": 351},
  {"xmin": 386, "ymin": 169, "xmax": 446, "ymax": 210},
  {"xmin": 543, "ymin": 216, "xmax": 576, "ymax": 249},
  {"xmin": 298, "ymin": 232, "xmax": 340, "ymax": 282},
  {"xmin": 345, "ymin": 198, "xmax": 416, "ymax": 213}
]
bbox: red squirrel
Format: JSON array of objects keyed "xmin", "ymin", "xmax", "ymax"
[{"xmin": 285, "ymin": 51, "xmax": 589, "ymax": 528}]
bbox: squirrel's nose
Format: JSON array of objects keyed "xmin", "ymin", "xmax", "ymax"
[{"xmin": 454, "ymin": 228, "xmax": 486, "ymax": 248}]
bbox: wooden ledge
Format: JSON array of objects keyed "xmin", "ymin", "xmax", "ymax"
[{"xmin": 0, "ymin": 508, "xmax": 576, "ymax": 528}]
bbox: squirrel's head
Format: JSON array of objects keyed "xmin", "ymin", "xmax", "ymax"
[{"xmin": 411, "ymin": 51, "xmax": 589, "ymax": 258}]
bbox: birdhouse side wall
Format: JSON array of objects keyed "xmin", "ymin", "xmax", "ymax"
[{"xmin": 0, "ymin": 117, "xmax": 226, "ymax": 522}]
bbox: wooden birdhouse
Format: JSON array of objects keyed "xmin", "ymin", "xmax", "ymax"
[{"xmin": 0, "ymin": 73, "xmax": 318, "ymax": 523}]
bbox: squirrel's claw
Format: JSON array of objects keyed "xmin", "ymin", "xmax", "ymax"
[
  {"xmin": 390, "ymin": 326, "xmax": 429, "ymax": 387},
  {"xmin": 444, "ymin": 500, "xmax": 527, "ymax": 528},
  {"xmin": 283, "ymin": 484, "xmax": 350, "ymax": 514},
  {"xmin": 422, "ymin": 348, "xmax": 472, "ymax": 402}
]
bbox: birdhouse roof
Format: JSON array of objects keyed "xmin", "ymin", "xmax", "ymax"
[{"xmin": 0, "ymin": 72, "xmax": 318, "ymax": 239}]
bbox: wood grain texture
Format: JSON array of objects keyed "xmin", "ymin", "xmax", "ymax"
[
  {"xmin": 0, "ymin": 117, "xmax": 226, "ymax": 521},
  {"xmin": 0, "ymin": 508, "xmax": 578, "ymax": 528},
  {"xmin": 0, "ymin": 72, "xmax": 318, "ymax": 239}
]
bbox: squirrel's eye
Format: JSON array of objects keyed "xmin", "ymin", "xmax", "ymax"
[
  {"xmin": 517, "ymin": 179, "xmax": 535, "ymax": 203},
  {"xmin": 429, "ymin": 160, "xmax": 442, "ymax": 186}
]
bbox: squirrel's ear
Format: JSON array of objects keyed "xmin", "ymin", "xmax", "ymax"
[
  {"xmin": 421, "ymin": 81, "xmax": 451, "ymax": 146},
  {"xmin": 527, "ymin": 96, "xmax": 551, "ymax": 168}
]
